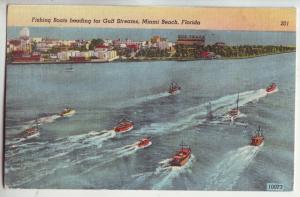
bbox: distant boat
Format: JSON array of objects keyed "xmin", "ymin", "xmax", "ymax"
[
  {"xmin": 137, "ymin": 137, "xmax": 152, "ymax": 148},
  {"xmin": 114, "ymin": 119, "xmax": 134, "ymax": 133},
  {"xmin": 250, "ymin": 126, "xmax": 264, "ymax": 146},
  {"xmin": 169, "ymin": 142, "xmax": 191, "ymax": 167},
  {"xmin": 65, "ymin": 65, "xmax": 74, "ymax": 72},
  {"xmin": 168, "ymin": 82, "xmax": 181, "ymax": 95},
  {"xmin": 266, "ymin": 83, "xmax": 278, "ymax": 94},
  {"xmin": 22, "ymin": 119, "xmax": 40, "ymax": 139},
  {"xmin": 59, "ymin": 107, "xmax": 76, "ymax": 117},
  {"xmin": 228, "ymin": 93, "xmax": 240, "ymax": 120}
]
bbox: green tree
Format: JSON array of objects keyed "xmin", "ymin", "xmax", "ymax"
[{"xmin": 89, "ymin": 38, "xmax": 104, "ymax": 50}]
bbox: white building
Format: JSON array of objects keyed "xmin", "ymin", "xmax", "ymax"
[{"xmin": 19, "ymin": 27, "xmax": 30, "ymax": 40}]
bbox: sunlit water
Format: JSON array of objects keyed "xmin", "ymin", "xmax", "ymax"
[{"xmin": 4, "ymin": 53, "xmax": 295, "ymax": 190}]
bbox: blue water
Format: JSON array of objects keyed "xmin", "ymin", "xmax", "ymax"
[{"xmin": 4, "ymin": 52, "xmax": 295, "ymax": 190}]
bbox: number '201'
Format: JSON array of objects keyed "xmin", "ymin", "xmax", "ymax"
[{"xmin": 281, "ymin": 21, "xmax": 289, "ymax": 26}]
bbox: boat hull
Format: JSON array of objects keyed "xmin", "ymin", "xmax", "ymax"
[
  {"xmin": 250, "ymin": 137, "xmax": 264, "ymax": 146},
  {"xmin": 114, "ymin": 125, "xmax": 134, "ymax": 133},
  {"xmin": 60, "ymin": 110, "xmax": 76, "ymax": 117},
  {"xmin": 228, "ymin": 109, "xmax": 240, "ymax": 119},
  {"xmin": 138, "ymin": 141, "xmax": 152, "ymax": 149},
  {"xmin": 170, "ymin": 154, "xmax": 191, "ymax": 167},
  {"xmin": 25, "ymin": 132, "xmax": 40, "ymax": 139},
  {"xmin": 168, "ymin": 90, "xmax": 180, "ymax": 95},
  {"xmin": 266, "ymin": 87, "xmax": 278, "ymax": 94}
]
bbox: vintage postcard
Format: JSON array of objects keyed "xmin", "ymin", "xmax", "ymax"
[{"xmin": 4, "ymin": 5, "xmax": 296, "ymax": 191}]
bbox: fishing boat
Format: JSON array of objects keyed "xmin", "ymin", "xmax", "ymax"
[
  {"xmin": 266, "ymin": 83, "xmax": 278, "ymax": 94},
  {"xmin": 168, "ymin": 82, "xmax": 181, "ymax": 95},
  {"xmin": 228, "ymin": 93, "xmax": 240, "ymax": 120},
  {"xmin": 169, "ymin": 143, "xmax": 191, "ymax": 167},
  {"xmin": 114, "ymin": 119, "xmax": 134, "ymax": 133},
  {"xmin": 137, "ymin": 137, "xmax": 152, "ymax": 148},
  {"xmin": 65, "ymin": 65, "xmax": 74, "ymax": 72},
  {"xmin": 22, "ymin": 119, "xmax": 40, "ymax": 139},
  {"xmin": 250, "ymin": 126, "xmax": 264, "ymax": 146},
  {"xmin": 59, "ymin": 107, "xmax": 76, "ymax": 117}
]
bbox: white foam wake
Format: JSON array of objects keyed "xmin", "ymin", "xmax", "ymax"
[
  {"xmin": 79, "ymin": 142, "xmax": 141, "ymax": 175},
  {"xmin": 26, "ymin": 114, "xmax": 61, "ymax": 125},
  {"xmin": 6, "ymin": 114, "xmax": 63, "ymax": 146},
  {"xmin": 205, "ymin": 145, "xmax": 262, "ymax": 190},
  {"xmin": 115, "ymin": 92, "xmax": 170, "ymax": 108},
  {"xmin": 5, "ymin": 129, "xmax": 116, "ymax": 174},
  {"xmin": 135, "ymin": 88, "xmax": 268, "ymax": 136}
]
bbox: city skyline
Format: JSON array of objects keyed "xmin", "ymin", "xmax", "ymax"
[
  {"xmin": 6, "ymin": 27, "xmax": 296, "ymax": 64},
  {"xmin": 7, "ymin": 26, "xmax": 296, "ymax": 46}
]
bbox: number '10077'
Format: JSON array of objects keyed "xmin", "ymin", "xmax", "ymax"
[{"xmin": 267, "ymin": 183, "xmax": 284, "ymax": 191}]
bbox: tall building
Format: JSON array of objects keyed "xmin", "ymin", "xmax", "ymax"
[
  {"xmin": 176, "ymin": 35, "xmax": 205, "ymax": 47},
  {"xmin": 19, "ymin": 27, "xmax": 30, "ymax": 40},
  {"xmin": 19, "ymin": 27, "xmax": 31, "ymax": 52}
]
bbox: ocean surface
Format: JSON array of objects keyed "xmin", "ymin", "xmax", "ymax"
[{"xmin": 4, "ymin": 52, "xmax": 295, "ymax": 190}]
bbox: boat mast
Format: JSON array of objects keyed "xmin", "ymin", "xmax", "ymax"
[
  {"xmin": 207, "ymin": 101, "xmax": 213, "ymax": 120},
  {"xmin": 180, "ymin": 140, "xmax": 190, "ymax": 150},
  {"xmin": 236, "ymin": 93, "xmax": 239, "ymax": 110},
  {"xmin": 259, "ymin": 126, "xmax": 263, "ymax": 136},
  {"xmin": 257, "ymin": 126, "xmax": 262, "ymax": 136},
  {"xmin": 180, "ymin": 140, "xmax": 188, "ymax": 151},
  {"xmin": 35, "ymin": 118, "xmax": 39, "ymax": 129}
]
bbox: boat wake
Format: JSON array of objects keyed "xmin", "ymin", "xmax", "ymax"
[
  {"xmin": 133, "ymin": 88, "xmax": 267, "ymax": 136},
  {"xmin": 127, "ymin": 155, "xmax": 195, "ymax": 190},
  {"xmin": 26, "ymin": 114, "xmax": 61, "ymax": 125},
  {"xmin": 5, "ymin": 87, "xmax": 271, "ymax": 188},
  {"xmin": 205, "ymin": 145, "xmax": 262, "ymax": 190},
  {"xmin": 115, "ymin": 92, "xmax": 170, "ymax": 108},
  {"xmin": 105, "ymin": 142, "xmax": 140, "ymax": 157},
  {"xmin": 6, "ymin": 114, "xmax": 64, "ymax": 146},
  {"xmin": 181, "ymin": 89, "xmax": 267, "ymax": 120},
  {"xmin": 79, "ymin": 142, "xmax": 141, "ymax": 175},
  {"xmin": 199, "ymin": 119, "xmax": 248, "ymax": 128},
  {"xmin": 6, "ymin": 138, "xmax": 27, "ymax": 146},
  {"xmin": 5, "ymin": 129, "xmax": 116, "ymax": 175},
  {"xmin": 5, "ymin": 128, "xmax": 120, "ymax": 187},
  {"xmin": 66, "ymin": 129, "xmax": 116, "ymax": 146}
]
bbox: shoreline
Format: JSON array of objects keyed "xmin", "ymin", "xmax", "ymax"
[{"xmin": 6, "ymin": 51, "xmax": 295, "ymax": 65}]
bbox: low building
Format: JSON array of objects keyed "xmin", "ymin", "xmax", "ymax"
[
  {"xmin": 199, "ymin": 51, "xmax": 215, "ymax": 59},
  {"xmin": 127, "ymin": 44, "xmax": 139, "ymax": 51},
  {"xmin": 214, "ymin": 42, "xmax": 226, "ymax": 47}
]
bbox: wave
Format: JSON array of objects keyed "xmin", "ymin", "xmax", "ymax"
[{"xmin": 205, "ymin": 145, "xmax": 262, "ymax": 190}]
